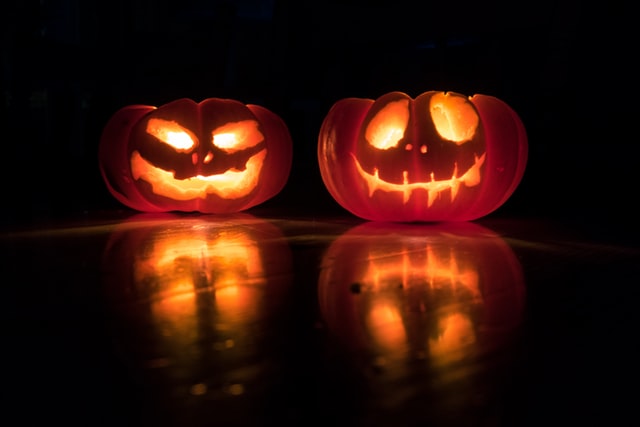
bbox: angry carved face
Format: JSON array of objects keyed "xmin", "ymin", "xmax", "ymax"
[{"xmin": 130, "ymin": 98, "xmax": 267, "ymax": 202}]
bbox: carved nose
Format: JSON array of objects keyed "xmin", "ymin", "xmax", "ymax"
[
  {"xmin": 191, "ymin": 151, "xmax": 214, "ymax": 165},
  {"xmin": 404, "ymin": 144, "xmax": 428, "ymax": 153}
]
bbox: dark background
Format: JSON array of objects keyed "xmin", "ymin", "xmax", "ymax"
[
  {"xmin": 1, "ymin": 0, "xmax": 637, "ymax": 237},
  {"xmin": 1, "ymin": 3, "xmax": 638, "ymax": 426}
]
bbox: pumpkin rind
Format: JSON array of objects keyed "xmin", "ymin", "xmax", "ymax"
[{"xmin": 317, "ymin": 91, "xmax": 528, "ymax": 222}]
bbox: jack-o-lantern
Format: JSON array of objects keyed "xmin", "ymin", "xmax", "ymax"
[
  {"xmin": 101, "ymin": 214, "xmax": 293, "ymax": 402},
  {"xmin": 99, "ymin": 98, "xmax": 293, "ymax": 213},
  {"xmin": 318, "ymin": 91, "xmax": 528, "ymax": 222},
  {"xmin": 318, "ymin": 221, "xmax": 526, "ymax": 379}
]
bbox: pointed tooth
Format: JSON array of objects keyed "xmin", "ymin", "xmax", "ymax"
[
  {"xmin": 450, "ymin": 181, "xmax": 459, "ymax": 201},
  {"xmin": 403, "ymin": 171, "xmax": 410, "ymax": 204},
  {"xmin": 464, "ymin": 165, "xmax": 481, "ymax": 187},
  {"xmin": 428, "ymin": 190, "xmax": 438, "ymax": 207},
  {"xmin": 367, "ymin": 169, "xmax": 378, "ymax": 197}
]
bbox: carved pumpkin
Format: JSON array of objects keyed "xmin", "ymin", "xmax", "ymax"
[
  {"xmin": 318, "ymin": 221, "xmax": 526, "ymax": 371},
  {"xmin": 101, "ymin": 213, "xmax": 293, "ymax": 399},
  {"xmin": 318, "ymin": 91, "xmax": 528, "ymax": 222},
  {"xmin": 99, "ymin": 98, "xmax": 293, "ymax": 213}
]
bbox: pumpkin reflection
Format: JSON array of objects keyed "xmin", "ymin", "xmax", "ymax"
[
  {"xmin": 134, "ymin": 228, "xmax": 265, "ymax": 326},
  {"xmin": 102, "ymin": 213, "xmax": 293, "ymax": 399},
  {"xmin": 318, "ymin": 221, "xmax": 526, "ymax": 378}
]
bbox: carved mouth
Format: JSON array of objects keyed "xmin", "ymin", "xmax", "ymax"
[
  {"xmin": 353, "ymin": 153, "xmax": 486, "ymax": 207},
  {"xmin": 130, "ymin": 149, "xmax": 266, "ymax": 200}
]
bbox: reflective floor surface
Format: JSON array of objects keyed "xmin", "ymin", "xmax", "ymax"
[{"xmin": 1, "ymin": 210, "xmax": 637, "ymax": 427}]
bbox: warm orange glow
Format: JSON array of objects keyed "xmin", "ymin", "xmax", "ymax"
[
  {"xmin": 214, "ymin": 282, "xmax": 261, "ymax": 323},
  {"xmin": 135, "ymin": 232, "xmax": 265, "ymax": 294},
  {"xmin": 352, "ymin": 152, "xmax": 485, "ymax": 205},
  {"xmin": 354, "ymin": 242, "xmax": 483, "ymax": 364},
  {"xmin": 212, "ymin": 120, "xmax": 264, "ymax": 153},
  {"xmin": 362, "ymin": 245, "xmax": 481, "ymax": 299},
  {"xmin": 424, "ymin": 245, "xmax": 480, "ymax": 300},
  {"xmin": 429, "ymin": 93, "xmax": 479, "ymax": 144},
  {"xmin": 367, "ymin": 300, "xmax": 407, "ymax": 351},
  {"xmin": 429, "ymin": 313, "xmax": 476, "ymax": 363},
  {"xmin": 210, "ymin": 233, "xmax": 265, "ymax": 278},
  {"xmin": 100, "ymin": 215, "xmax": 295, "ymax": 403},
  {"xmin": 130, "ymin": 149, "xmax": 266, "ymax": 200},
  {"xmin": 365, "ymin": 99, "xmax": 410, "ymax": 149},
  {"xmin": 209, "ymin": 234, "xmax": 264, "ymax": 322},
  {"xmin": 135, "ymin": 236, "xmax": 206, "ymax": 348},
  {"xmin": 318, "ymin": 221, "xmax": 527, "ymax": 387},
  {"xmin": 146, "ymin": 118, "xmax": 197, "ymax": 151},
  {"xmin": 133, "ymin": 230, "xmax": 267, "ymax": 342}
]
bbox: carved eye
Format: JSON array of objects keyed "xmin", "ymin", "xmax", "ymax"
[
  {"xmin": 366, "ymin": 99, "xmax": 410, "ymax": 150},
  {"xmin": 146, "ymin": 118, "xmax": 197, "ymax": 151},
  {"xmin": 429, "ymin": 93, "xmax": 479, "ymax": 145},
  {"xmin": 212, "ymin": 120, "xmax": 264, "ymax": 153}
]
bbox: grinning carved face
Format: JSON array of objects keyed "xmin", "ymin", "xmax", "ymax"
[
  {"xmin": 99, "ymin": 97, "xmax": 293, "ymax": 214},
  {"xmin": 354, "ymin": 92, "xmax": 486, "ymax": 207},
  {"xmin": 317, "ymin": 90, "xmax": 528, "ymax": 222},
  {"xmin": 130, "ymin": 99, "xmax": 267, "ymax": 201}
]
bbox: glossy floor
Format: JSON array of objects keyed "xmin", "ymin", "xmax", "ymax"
[{"xmin": 2, "ymin": 211, "xmax": 636, "ymax": 426}]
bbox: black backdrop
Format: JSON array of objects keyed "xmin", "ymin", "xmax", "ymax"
[{"xmin": 2, "ymin": 0, "xmax": 636, "ymax": 237}]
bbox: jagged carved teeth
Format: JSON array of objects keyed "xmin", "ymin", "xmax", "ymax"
[{"xmin": 353, "ymin": 153, "xmax": 486, "ymax": 207}]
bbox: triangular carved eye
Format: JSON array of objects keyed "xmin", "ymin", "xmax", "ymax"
[
  {"xmin": 146, "ymin": 118, "xmax": 197, "ymax": 151},
  {"xmin": 366, "ymin": 99, "xmax": 409, "ymax": 150},
  {"xmin": 429, "ymin": 93, "xmax": 479, "ymax": 145},
  {"xmin": 212, "ymin": 120, "xmax": 264, "ymax": 153}
]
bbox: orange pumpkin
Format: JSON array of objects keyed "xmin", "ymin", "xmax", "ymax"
[
  {"xmin": 318, "ymin": 91, "xmax": 528, "ymax": 221},
  {"xmin": 99, "ymin": 98, "xmax": 293, "ymax": 213}
]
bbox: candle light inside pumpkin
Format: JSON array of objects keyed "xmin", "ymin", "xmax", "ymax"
[
  {"xmin": 318, "ymin": 90, "xmax": 527, "ymax": 221},
  {"xmin": 99, "ymin": 98, "xmax": 292, "ymax": 213}
]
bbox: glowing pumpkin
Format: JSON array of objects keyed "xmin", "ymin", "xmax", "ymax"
[
  {"xmin": 318, "ymin": 91, "xmax": 528, "ymax": 221},
  {"xmin": 99, "ymin": 98, "xmax": 293, "ymax": 213},
  {"xmin": 318, "ymin": 221, "xmax": 526, "ymax": 369}
]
